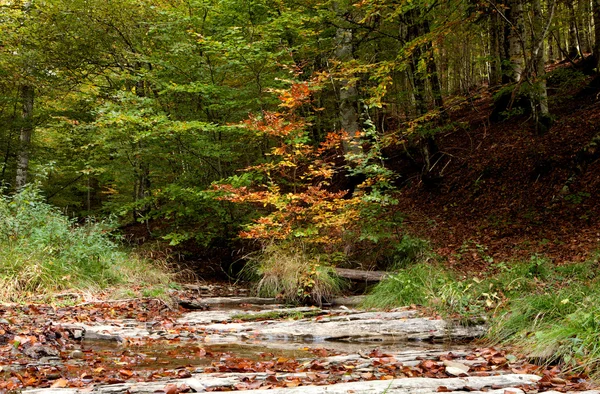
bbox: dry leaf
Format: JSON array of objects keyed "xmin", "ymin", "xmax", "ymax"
[{"xmin": 51, "ymin": 378, "xmax": 69, "ymax": 388}]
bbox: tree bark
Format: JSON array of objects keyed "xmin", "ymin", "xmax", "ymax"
[
  {"xmin": 489, "ymin": 9, "xmax": 503, "ymax": 86},
  {"xmin": 579, "ymin": 0, "xmax": 592, "ymax": 54},
  {"xmin": 334, "ymin": 18, "xmax": 361, "ymax": 155},
  {"xmin": 506, "ymin": 0, "xmax": 525, "ymax": 83},
  {"xmin": 404, "ymin": 9, "xmax": 441, "ymax": 174},
  {"xmin": 566, "ymin": 0, "xmax": 580, "ymax": 59},
  {"xmin": 15, "ymin": 85, "xmax": 34, "ymax": 190},
  {"xmin": 531, "ymin": 0, "xmax": 554, "ymax": 132},
  {"xmin": 594, "ymin": 0, "xmax": 600, "ymax": 70},
  {"xmin": 133, "ymin": 78, "xmax": 151, "ymax": 220}
]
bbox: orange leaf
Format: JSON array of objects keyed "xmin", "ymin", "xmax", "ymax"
[
  {"xmin": 51, "ymin": 378, "xmax": 69, "ymax": 388},
  {"xmin": 119, "ymin": 369, "xmax": 134, "ymax": 378}
]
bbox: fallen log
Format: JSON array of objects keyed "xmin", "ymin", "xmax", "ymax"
[{"xmin": 334, "ymin": 268, "xmax": 387, "ymax": 282}]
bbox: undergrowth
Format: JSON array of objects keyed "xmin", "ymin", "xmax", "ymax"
[
  {"xmin": 0, "ymin": 187, "xmax": 171, "ymax": 302},
  {"xmin": 364, "ymin": 251, "xmax": 600, "ymax": 376},
  {"xmin": 243, "ymin": 241, "xmax": 346, "ymax": 305}
]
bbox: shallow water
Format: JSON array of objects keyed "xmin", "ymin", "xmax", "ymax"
[
  {"xmin": 81, "ymin": 335, "xmax": 472, "ymax": 372},
  {"xmin": 82, "ymin": 340, "xmax": 316, "ymax": 371}
]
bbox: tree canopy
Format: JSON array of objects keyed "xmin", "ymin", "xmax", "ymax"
[{"xmin": 0, "ymin": 0, "xmax": 598, "ymax": 258}]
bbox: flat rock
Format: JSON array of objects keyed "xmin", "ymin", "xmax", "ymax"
[
  {"xmin": 24, "ymin": 373, "xmax": 541, "ymax": 394},
  {"xmin": 177, "ymin": 306, "xmax": 321, "ymax": 325},
  {"xmin": 192, "ymin": 311, "xmax": 485, "ymax": 342},
  {"xmin": 330, "ymin": 295, "xmax": 366, "ymax": 306},
  {"xmin": 63, "ymin": 308, "xmax": 485, "ymax": 345},
  {"xmin": 191, "ymin": 297, "xmax": 280, "ymax": 305}
]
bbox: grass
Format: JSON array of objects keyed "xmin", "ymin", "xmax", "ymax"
[
  {"xmin": 361, "ymin": 263, "xmax": 454, "ymax": 308},
  {"xmin": 243, "ymin": 241, "xmax": 347, "ymax": 305},
  {"xmin": 0, "ymin": 187, "xmax": 172, "ymax": 302},
  {"xmin": 364, "ymin": 249, "xmax": 600, "ymax": 376}
]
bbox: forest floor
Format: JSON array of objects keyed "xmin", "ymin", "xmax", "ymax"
[
  {"xmin": 1, "ymin": 285, "xmax": 597, "ymax": 394},
  {"xmin": 390, "ymin": 63, "xmax": 600, "ymax": 273}
]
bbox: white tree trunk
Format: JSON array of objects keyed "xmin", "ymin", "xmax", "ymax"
[
  {"xmin": 15, "ymin": 85, "xmax": 34, "ymax": 190},
  {"xmin": 507, "ymin": 0, "xmax": 525, "ymax": 83}
]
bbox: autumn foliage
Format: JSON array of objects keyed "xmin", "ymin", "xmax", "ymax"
[{"xmin": 215, "ymin": 81, "xmax": 367, "ymax": 253}]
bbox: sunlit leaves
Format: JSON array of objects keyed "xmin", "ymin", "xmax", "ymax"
[{"xmin": 217, "ymin": 82, "xmax": 376, "ymax": 250}]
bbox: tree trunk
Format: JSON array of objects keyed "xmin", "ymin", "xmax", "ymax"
[
  {"xmin": 489, "ymin": 9, "xmax": 503, "ymax": 86},
  {"xmin": 532, "ymin": 0, "xmax": 553, "ymax": 133},
  {"xmin": 132, "ymin": 78, "xmax": 151, "ymax": 220},
  {"xmin": 547, "ymin": 30, "xmax": 555, "ymax": 63},
  {"xmin": 334, "ymin": 21, "xmax": 361, "ymax": 155},
  {"xmin": 594, "ymin": 0, "xmax": 600, "ymax": 70},
  {"xmin": 506, "ymin": 0, "xmax": 525, "ymax": 83},
  {"xmin": 579, "ymin": 0, "xmax": 592, "ymax": 54},
  {"xmin": 15, "ymin": 85, "xmax": 34, "ymax": 190},
  {"xmin": 566, "ymin": 0, "xmax": 580, "ymax": 59},
  {"xmin": 425, "ymin": 40, "xmax": 444, "ymax": 110},
  {"xmin": 404, "ymin": 9, "xmax": 441, "ymax": 174}
]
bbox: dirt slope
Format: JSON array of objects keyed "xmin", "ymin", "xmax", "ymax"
[{"xmin": 391, "ymin": 66, "xmax": 600, "ymax": 272}]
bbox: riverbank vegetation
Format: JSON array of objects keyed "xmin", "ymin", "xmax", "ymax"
[
  {"xmin": 365, "ymin": 249, "xmax": 600, "ymax": 376},
  {"xmin": 0, "ymin": 187, "xmax": 171, "ymax": 302}
]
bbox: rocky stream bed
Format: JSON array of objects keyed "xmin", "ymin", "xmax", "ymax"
[{"xmin": 0, "ymin": 285, "xmax": 598, "ymax": 394}]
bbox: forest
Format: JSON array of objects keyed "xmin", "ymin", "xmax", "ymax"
[{"xmin": 2, "ymin": 0, "xmax": 600, "ymax": 388}]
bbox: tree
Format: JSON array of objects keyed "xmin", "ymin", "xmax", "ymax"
[{"xmin": 594, "ymin": 0, "xmax": 600, "ymax": 70}]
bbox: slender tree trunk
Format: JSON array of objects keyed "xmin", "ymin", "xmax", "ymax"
[
  {"xmin": 489, "ymin": 9, "xmax": 503, "ymax": 86},
  {"xmin": 423, "ymin": 19, "xmax": 444, "ymax": 112},
  {"xmin": 506, "ymin": 0, "xmax": 525, "ymax": 83},
  {"xmin": 579, "ymin": 0, "xmax": 592, "ymax": 53},
  {"xmin": 594, "ymin": 0, "xmax": 600, "ymax": 70},
  {"xmin": 15, "ymin": 85, "xmax": 34, "ymax": 190},
  {"xmin": 532, "ymin": 0, "xmax": 554, "ymax": 132},
  {"xmin": 334, "ymin": 13, "xmax": 361, "ymax": 155},
  {"xmin": 404, "ymin": 9, "xmax": 441, "ymax": 174},
  {"xmin": 133, "ymin": 77, "xmax": 151, "ymax": 220},
  {"xmin": 566, "ymin": 0, "xmax": 580, "ymax": 58},
  {"xmin": 548, "ymin": 30, "xmax": 555, "ymax": 63},
  {"xmin": 409, "ymin": 55, "xmax": 428, "ymax": 116},
  {"xmin": 405, "ymin": 9, "xmax": 428, "ymax": 116}
]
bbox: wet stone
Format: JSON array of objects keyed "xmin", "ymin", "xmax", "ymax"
[
  {"xmin": 38, "ymin": 356, "xmax": 62, "ymax": 365},
  {"xmin": 70, "ymin": 350, "xmax": 85, "ymax": 359}
]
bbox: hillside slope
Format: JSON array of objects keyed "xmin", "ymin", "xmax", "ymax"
[{"xmin": 392, "ymin": 65, "xmax": 600, "ymax": 270}]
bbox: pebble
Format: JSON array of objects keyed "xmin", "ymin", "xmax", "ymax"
[{"xmin": 71, "ymin": 350, "xmax": 85, "ymax": 359}]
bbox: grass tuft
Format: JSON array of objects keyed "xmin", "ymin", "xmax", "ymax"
[{"xmin": 243, "ymin": 241, "xmax": 346, "ymax": 305}]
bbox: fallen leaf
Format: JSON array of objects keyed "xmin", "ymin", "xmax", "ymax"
[
  {"xmin": 163, "ymin": 383, "xmax": 179, "ymax": 394},
  {"xmin": 51, "ymin": 378, "xmax": 69, "ymax": 388},
  {"xmin": 119, "ymin": 369, "xmax": 134, "ymax": 378}
]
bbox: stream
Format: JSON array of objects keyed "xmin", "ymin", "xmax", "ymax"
[{"xmin": 4, "ymin": 295, "xmax": 597, "ymax": 394}]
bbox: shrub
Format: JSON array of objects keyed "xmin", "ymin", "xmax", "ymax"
[
  {"xmin": 0, "ymin": 187, "xmax": 170, "ymax": 301},
  {"xmin": 384, "ymin": 235, "xmax": 432, "ymax": 269}
]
